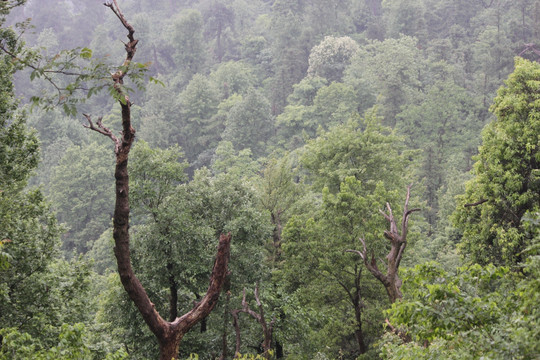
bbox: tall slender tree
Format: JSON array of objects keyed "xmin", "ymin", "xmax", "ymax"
[{"xmin": 82, "ymin": 2, "xmax": 231, "ymax": 359}]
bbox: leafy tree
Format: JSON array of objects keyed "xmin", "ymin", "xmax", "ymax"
[
  {"xmin": 277, "ymin": 112, "xmax": 409, "ymax": 357},
  {"xmin": 171, "ymin": 9, "xmax": 206, "ymax": 85},
  {"xmin": 211, "ymin": 140, "xmax": 259, "ymax": 180},
  {"xmin": 0, "ymin": 5, "xmax": 94, "ymax": 349},
  {"xmin": 202, "ymin": 0, "xmax": 235, "ymax": 62},
  {"xmin": 303, "ymin": 0, "xmax": 355, "ymax": 36},
  {"xmin": 453, "ymin": 58, "xmax": 540, "ymax": 267},
  {"xmin": 222, "ymin": 88, "xmax": 274, "ymax": 158},
  {"xmin": 178, "ymin": 73, "xmax": 221, "ymax": 163},
  {"xmin": 209, "ymin": 60, "xmax": 258, "ymax": 100},
  {"xmin": 137, "ymin": 77, "xmax": 181, "ymax": 149},
  {"xmin": 0, "ymin": 323, "xmax": 127, "ymax": 360},
  {"xmin": 268, "ymin": 0, "xmax": 311, "ymax": 114},
  {"xmin": 381, "ymin": 255, "xmax": 540, "ymax": 360},
  {"xmin": 344, "ymin": 35, "xmax": 426, "ymax": 126},
  {"xmin": 382, "ymin": 0, "xmax": 427, "ymax": 40},
  {"xmin": 301, "ymin": 111, "xmax": 407, "ymax": 194},
  {"xmin": 49, "ymin": 142, "xmax": 115, "ymax": 255},
  {"xmin": 307, "ymin": 36, "xmax": 360, "ymax": 83},
  {"xmin": 285, "ymin": 75, "xmax": 328, "ymax": 107},
  {"xmin": 276, "ymin": 81, "xmax": 357, "ymax": 148},
  {"xmin": 255, "ymin": 155, "xmax": 303, "ymax": 263},
  {"xmin": 397, "ymin": 79, "xmax": 476, "ymax": 228}
]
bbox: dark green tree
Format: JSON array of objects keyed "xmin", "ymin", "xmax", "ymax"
[
  {"xmin": 278, "ymin": 112, "xmax": 409, "ymax": 357},
  {"xmin": 49, "ymin": 142, "xmax": 115, "ymax": 255},
  {"xmin": 222, "ymin": 88, "xmax": 274, "ymax": 158},
  {"xmin": 453, "ymin": 58, "xmax": 540, "ymax": 267},
  {"xmin": 0, "ymin": 4, "xmax": 94, "ymax": 350}
]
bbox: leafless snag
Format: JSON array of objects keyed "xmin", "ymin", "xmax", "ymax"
[
  {"xmin": 83, "ymin": 3, "xmax": 232, "ymax": 360},
  {"xmin": 519, "ymin": 43, "xmax": 540, "ymax": 61},
  {"xmin": 346, "ymin": 184, "xmax": 420, "ymax": 304},
  {"xmin": 231, "ymin": 285, "xmax": 275, "ymax": 359}
]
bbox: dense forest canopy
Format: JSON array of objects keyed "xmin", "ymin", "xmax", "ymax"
[{"xmin": 0, "ymin": 0, "xmax": 539, "ymax": 359}]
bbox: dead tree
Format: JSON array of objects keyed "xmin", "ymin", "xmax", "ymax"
[
  {"xmin": 231, "ymin": 286, "xmax": 275, "ymax": 359},
  {"xmin": 347, "ymin": 185, "xmax": 420, "ymax": 303},
  {"xmin": 519, "ymin": 43, "xmax": 540, "ymax": 61},
  {"xmin": 83, "ymin": 2, "xmax": 231, "ymax": 359}
]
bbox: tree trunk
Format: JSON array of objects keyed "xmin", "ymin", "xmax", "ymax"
[
  {"xmin": 347, "ymin": 185, "xmax": 419, "ymax": 304},
  {"xmin": 84, "ymin": 4, "xmax": 233, "ymax": 360},
  {"xmin": 352, "ymin": 270, "xmax": 367, "ymax": 354},
  {"xmin": 159, "ymin": 334, "xmax": 182, "ymax": 360}
]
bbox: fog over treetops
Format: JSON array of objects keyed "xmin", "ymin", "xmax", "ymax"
[{"xmin": 0, "ymin": 1, "xmax": 538, "ymax": 359}]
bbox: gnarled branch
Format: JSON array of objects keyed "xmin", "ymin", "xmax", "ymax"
[
  {"xmin": 347, "ymin": 185, "xmax": 420, "ymax": 303},
  {"xmin": 231, "ymin": 285, "xmax": 275, "ymax": 359}
]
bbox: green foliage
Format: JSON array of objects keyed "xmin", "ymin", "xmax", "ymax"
[
  {"xmin": 4, "ymin": 0, "xmax": 540, "ymax": 357},
  {"xmin": 49, "ymin": 142, "xmax": 114, "ymax": 255},
  {"xmin": 382, "ymin": 246, "xmax": 540, "ymax": 359},
  {"xmin": 210, "ymin": 61, "xmax": 258, "ymax": 100},
  {"xmin": 276, "ymin": 110, "xmax": 410, "ymax": 357},
  {"xmin": 307, "ymin": 36, "xmax": 360, "ymax": 83},
  {"xmin": 397, "ymin": 79, "xmax": 477, "ymax": 226},
  {"xmin": 344, "ymin": 35, "xmax": 426, "ymax": 125},
  {"xmin": 454, "ymin": 58, "xmax": 540, "ymax": 266},
  {"xmin": 97, "ymin": 141, "xmax": 271, "ymax": 357},
  {"xmin": 222, "ymin": 88, "xmax": 274, "ymax": 158},
  {"xmin": 211, "ymin": 140, "xmax": 259, "ymax": 180},
  {"xmin": 178, "ymin": 73, "xmax": 222, "ymax": 163},
  {"xmin": 301, "ymin": 110, "xmax": 407, "ymax": 194},
  {"xmin": 130, "ymin": 140, "xmax": 188, "ymax": 218},
  {"xmin": 171, "ymin": 9, "xmax": 205, "ymax": 85},
  {"xmin": 0, "ymin": 20, "xmax": 82, "ymax": 346},
  {"xmin": 0, "ymin": 239, "xmax": 11, "ymax": 270},
  {"xmin": 0, "ymin": 323, "xmax": 127, "ymax": 360}
]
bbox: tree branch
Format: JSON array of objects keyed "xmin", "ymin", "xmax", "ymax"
[
  {"xmin": 231, "ymin": 285, "xmax": 274, "ymax": 358},
  {"xmin": 82, "ymin": 113, "xmax": 120, "ymax": 152},
  {"xmin": 172, "ymin": 233, "xmax": 232, "ymax": 334},
  {"xmin": 347, "ymin": 185, "xmax": 420, "ymax": 303},
  {"xmin": 464, "ymin": 199, "xmax": 488, "ymax": 207}
]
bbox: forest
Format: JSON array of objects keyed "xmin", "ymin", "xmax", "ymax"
[{"xmin": 0, "ymin": 0, "xmax": 539, "ymax": 359}]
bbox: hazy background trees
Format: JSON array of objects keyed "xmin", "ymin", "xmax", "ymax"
[{"xmin": 1, "ymin": 0, "xmax": 539, "ymax": 358}]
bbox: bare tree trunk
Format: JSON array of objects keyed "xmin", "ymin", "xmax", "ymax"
[
  {"xmin": 231, "ymin": 286, "xmax": 275, "ymax": 359},
  {"xmin": 159, "ymin": 336, "xmax": 182, "ymax": 360},
  {"xmin": 83, "ymin": 3, "xmax": 232, "ymax": 359},
  {"xmin": 347, "ymin": 185, "xmax": 419, "ymax": 304}
]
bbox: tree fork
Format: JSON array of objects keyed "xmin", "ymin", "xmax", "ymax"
[
  {"xmin": 346, "ymin": 184, "xmax": 420, "ymax": 303},
  {"xmin": 231, "ymin": 285, "xmax": 275, "ymax": 358},
  {"xmin": 84, "ymin": 3, "xmax": 232, "ymax": 359}
]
